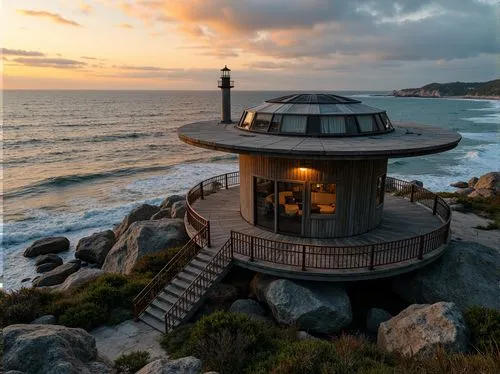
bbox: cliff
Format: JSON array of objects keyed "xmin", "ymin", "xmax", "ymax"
[{"xmin": 393, "ymin": 79, "xmax": 500, "ymax": 98}]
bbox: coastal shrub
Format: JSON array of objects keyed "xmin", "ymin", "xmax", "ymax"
[
  {"xmin": 465, "ymin": 306, "xmax": 500, "ymax": 353},
  {"xmin": 438, "ymin": 193, "xmax": 500, "ymax": 228},
  {"xmin": 57, "ymin": 302, "xmax": 108, "ymax": 330},
  {"xmin": 0, "ymin": 288, "xmax": 57, "ymax": 327},
  {"xmin": 160, "ymin": 323, "xmax": 194, "ymax": 357},
  {"xmin": 114, "ymin": 350, "xmax": 150, "ymax": 374},
  {"xmin": 132, "ymin": 246, "xmax": 183, "ymax": 276}
]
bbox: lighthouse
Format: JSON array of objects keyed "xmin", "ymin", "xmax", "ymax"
[{"xmin": 218, "ymin": 65, "xmax": 234, "ymax": 123}]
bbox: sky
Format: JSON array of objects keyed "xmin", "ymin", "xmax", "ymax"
[{"xmin": 2, "ymin": 0, "xmax": 499, "ymax": 90}]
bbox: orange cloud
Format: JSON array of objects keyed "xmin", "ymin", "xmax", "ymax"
[
  {"xmin": 17, "ymin": 9, "xmax": 83, "ymax": 27},
  {"xmin": 79, "ymin": 2, "xmax": 94, "ymax": 15},
  {"xmin": 116, "ymin": 23, "xmax": 134, "ymax": 29}
]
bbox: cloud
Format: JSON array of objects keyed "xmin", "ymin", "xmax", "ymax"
[
  {"xmin": 81, "ymin": 56, "xmax": 98, "ymax": 60},
  {"xmin": 79, "ymin": 1, "xmax": 93, "ymax": 15},
  {"xmin": 1, "ymin": 48, "xmax": 45, "ymax": 57},
  {"xmin": 116, "ymin": 23, "xmax": 134, "ymax": 29},
  {"xmin": 13, "ymin": 57, "xmax": 87, "ymax": 69},
  {"xmin": 118, "ymin": 65, "xmax": 181, "ymax": 72},
  {"xmin": 17, "ymin": 9, "xmax": 83, "ymax": 27}
]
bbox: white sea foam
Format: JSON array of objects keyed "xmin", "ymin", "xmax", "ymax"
[
  {"xmin": 461, "ymin": 100, "xmax": 500, "ymax": 124},
  {"xmin": 459, "ymin": 132, "xmax": 500, "ymax": 142}
]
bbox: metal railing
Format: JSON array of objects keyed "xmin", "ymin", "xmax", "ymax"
[
  {"xmin": 133, "ymin": 226, "xmax": 209, "ymax": 319},
  {"xmin": 164, "ymin": 238, "xmax": 233, "ymax": 332}
]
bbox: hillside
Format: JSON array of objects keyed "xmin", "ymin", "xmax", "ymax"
[{"xmin": 393, "ymin": 79, "xmax": 500, "ymax": 98}]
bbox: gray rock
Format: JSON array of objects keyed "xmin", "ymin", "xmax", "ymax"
[
  {"xmin": 206, "ymin": 283, "xmax": 239, "ymax": 303},
  {"xmin": 136, "ymin": 357, "xmax": 203, "ymax": 374},
  {"xmin": 75, "ymin": 230, "xmax": 116, "ymax": 267},
  {"xmin": 259, "ymin": 278, "xmax": 352, "ymax": 334},
  {"xmin": 297, "ymin": 331, "xmax": 317, "ymax": 340},
  {"xmin": 31, "ymin": 315, "xmax": 56, "ymax": 325},
  {"xmin": 151, "ymin": 208, "xmax": 172, "ymax": 220},
  {"xmin": 33, "ymin": 261, "xmax": 81, "ymax": 287},
  {"xmin": 21, "ymin": 277, "xmax": 31, "ymax": 283},
  {"xmin": 160, "ymin": 195, "xmax": 186, "ymax": 210},
  {"xmin": 114, "ymin": 204, "xmax": 160, "ymax": 239},
  {"xmin": 102, "ymin": 219, "xmax": 189, "ymax": 274},
  {"xmin": 455, "ymin": 187, "xmax": 474, "ymax": 196},
  {"xmin": 474, "ymin": 171, "xmax": 500, "ymax": 192},
  {"xmin": 35, "ymin": 254, "xmax": 63, "ymax": 266},
  {"xmin": 23, "ymin": 237, "xmax": 70, "ymax": 257},
  {"xmin": 230, "ymin": 299, "xmax": 265, "ymax": 316},
  {"xmin": 378, "ymin": 302, "xmax": 469, "ymax": 357},
  {"xmin": 450, "ymin": 181, "xmax": 468, "ymax": 188},
  {"xmin": 392, "ymin": 241, "xmax": 500, "ymax": 311},
  {"xmin": 47, "ymin": 268, "xmax": 104, "ymax": 292},
  {"xmin": 366, "ymin": 308, "xmax": 392, "ymax": 333},
  {"xmin": 36, "ymin": 262, "xmax": 61, "ymax": 273},
  {"xmin": 409, "ymin": 180, "xmax": 423, "ymax": 187},
  {"xmin": 468, "ymin": 176, "xmax": 479, "ymax": 188},
  {"xmin": 3, "ymin": 324, "xmax": 111, "ymax": 374},
  {"xmin": 171, "ymin": 200, "xmax": 188, "ymax": 219}
]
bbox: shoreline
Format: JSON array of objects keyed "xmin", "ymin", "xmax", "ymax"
[{"xmin": 391, "ymin": 95, "xmax": 500, "ymax": 101}]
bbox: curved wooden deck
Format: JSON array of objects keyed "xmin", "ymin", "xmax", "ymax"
[{"xmin": 186, "ymin": 177, "xmax": 451, "ymax": 281}]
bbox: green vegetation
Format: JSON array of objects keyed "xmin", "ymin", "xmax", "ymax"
[
  {"xmin": 438, "ymin": 193, "xmax": 500, "ymax": 230},
  {"xmin": 396, "ymin": 79, "xmax": 500, "ymax": 97},
  {"xmin": 465, "ymin": 307, "xmax": 500, "ymax": 354},
  {"xmin": 163, "ymin": 311, "xmax": 500, "ymax": 374},
  {"xmin": 114, "ymin": 351, "xmax": 150, "ymax": 374},
  {"xmin": 0, "ymin": 246, "xmax": 183, "ymax": 330}
]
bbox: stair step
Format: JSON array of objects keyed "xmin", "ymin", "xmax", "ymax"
[
  {"xmin": 152, "ymin": 298, "xmax": 172, "ymax": 312},
  {"xmin": 140, "ymin": 311, "xmax": 165, "ymax": 332},
  {"xmin": 157, "ymin": 291, "xmax": 178, "ymax": 306},
  {"xmin": 196, "ymin": 252, "xmax": 215, "ymax": 262},
  {"xmin": 177, "ymin": 271, "xmax": 197, "ymax": 284},
  {"xmin": 164, "ymin": 283, "xmax": 185, "ymax": 297},
  {"xmin": 146, "ymin": 304, "xmax": 166, "ymax": 321},
  {"xmin": 171, "ymin": 277, "xmax": 191, "ymax": 290}
]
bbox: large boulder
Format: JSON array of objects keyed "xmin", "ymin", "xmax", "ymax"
[
  {"xmin": 378, "ymin": 302, "xmax": 469, "ymax": 357},
  {"xmin": 75, "ymin": 230, "xmax": 116, "ymax": 266},
  {"xmin": 102, "ymin": 219, "xmax": 189, "ymax": 274},
  {"xmin": 33, "ymin": 261, "xmax": 81, "ymax": 287},
  {"xmin": 36, "ymin": 262, "xmax": 61, "ymax": 273},
  {"xmin": 30, "ymin": 315, "xmax": 56, "ymax": 325},
  {"xmin": 392, "ymin": 241, "xmax": 500, "ymax": 311},
  {"xmin": 455, "ymin": 187, "xmax": 474, "ymax": 196},
  {"xmin": 468, "ymin": 176, "xmax": 479, "ymax": 188},
  {"xmin": 366, "ymin": 308, "xmax": 392, "ymax": 333},
  {"xmin": 114, "ymin": 204, "xmax": 160, "ymax": 239},
  {"xmin": 468, "ymin": 188, "xmax": 496, "ymax": 198},
  {"xmin": 160, "ymin": 195, "xmax": 186, "ymax": 210},
  {"xmin": 255, "ymin": 278, "xmax": 352, "ymax": 334},
  {"xmin": 474, "ymin": 171, "xmax": 500, "ymax": 192},
  {"xmin": 450, "ymin": 181, "xmax": 468, "ymax": 188},
  {"xmin": 35, "ymin": 254, "xmax": 63, "ymax": 266},
  {"xmin": 23, "ymin": 237, "xmax": 70, "ymax": 257},
  {"xmin": 171, "ymin": 200, "xmax": 188, "ymax": 219},
  {"xmin": 48, "ymin": 268, "xmax": 105, "ymax": 292},
  {"xmin": 230, "ymin": 299, "xmax": 266, "ymax": 317},
  {"xmin": 151, "ymin": 208, "xmax": 172, "ymax": 220},
  {"xmin": 136, "ymin": 357, "xmax": 202, "ymax": 374},
  {"xmin": 3, "ymin": 324, "xmax": 112, "ymax": 374}
]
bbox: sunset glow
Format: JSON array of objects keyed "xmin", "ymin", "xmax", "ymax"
[{"xmin": 3, "ymin": 0, "xmax": 498, "ymax": 90}]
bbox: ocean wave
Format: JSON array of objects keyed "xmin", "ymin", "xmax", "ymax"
[{"xmin": 459, "ymin": 132, "xmax": 499, "ymax": 142}]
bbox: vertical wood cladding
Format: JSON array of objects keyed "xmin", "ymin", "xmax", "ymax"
[{"xmin": 239, "ymin": 155, "xmax": 387, "ymax": 238}]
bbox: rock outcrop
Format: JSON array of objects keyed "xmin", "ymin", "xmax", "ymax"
[
  {"xmin": 229, "ymin": 299, "xmax": 269, "ymax": 322},
  {"xmin": 75, "ymin": 230, "xmax": 116, "ymax": 266},
  {"xmin": 102, "ymin": 219, "xmax": 189, "ymax": 274},
  {"xmin": 251, "ymin": 275, "xmax": 352, "ymax": 334},
  {"xmin": 136, "ymin": 357, "xmax": 202, "ymax": 374},
  {"xmin": 30, "ymin": 315, "xmax": 56, "ymax": 325},
  {"xmin": 366, "ymin": 308, "xmax": 392, "ymax": 333},
  {"xmin": 47, "ymin": 268, "xmax": 105, "ymax": 292},
  {"xmin": 151, "ymin": 209, "xmax": 172, "ymax": 220},
  {"xmin": 450, "ymin": 171, "xmax": 499, "ymax": 198},
  {"xmin": 450, "ymin": 181, "xmax": 468, "ymax": 188},
  {"xmin": 160, "ymin": 195, "xmax": 185, "ymax": 210},
  {"xmin": 468, "ymin": 177, "xmax": 479, "ymax": 187},
  {"xmin": 33, "ymin": 261, "xmax": 81, "ymax": 287},
  {"xmin": 474, "ymin": 171, "xmax": 500, "ymax": 191},
  {"xmin": 114, "ymin": 204, "xmax": 160, "ymax": 239},
  {"xmin": 3, "ymin": 324, "xmax": 112, "ymax": 374},
  {"xmin": 23, "ymin": 237, "xmax": 70, "ymax": 257},
  {"xmin": 392, "ymin": 241, "xmax": 500, "ymax": 311},
  {"xmin": 36, "ymin": 262, "xmax": 61, "ymax": 273},
  {"xmin": 35, "ymin": 254, "xmax": 63, "ymax": 266},
  {"xmin": 171, "ymin": 200, "xmax": 188, "ymax": 219},
  {"xmin": 378, "ymin": 302, "xmax": 469, "ymax": 357}
]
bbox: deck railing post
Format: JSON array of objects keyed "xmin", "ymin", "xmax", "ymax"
[
  {"xmin": 369, "ymin": 245, "xmax": 375, "ymax": 270},
  {"xmin": 230, "ymin": 231, "xmax": 234, "ymax": 258},
  {"xmin": 225, "ymin": 174, "xmax": 229, "ymax": 189},
  {"xmin": 200, "ymin": 182, "xmax": 204, "ymax": 200},
  {"xmin": 418, "ymin": 235, "xmax": 424, "ymax": 260},
  {"xmin": 410, "ymin": 184, "xmax": 415, "ymax": 202},
  {"xmin": 206, "ymin": 222, "xmax": 211, "ymax": 248},
  {"xmin": 432, "ymin": 195, "xmax": 438, "ymax": 215},
  {"xmin": 301, "ymin": 245, "xmax": 306, "ymax": 271},
  {"xmin": 250, "ymin": 236, "xmax": 254, "ymax": 262}
]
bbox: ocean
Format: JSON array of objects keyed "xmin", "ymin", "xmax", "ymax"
[{"xmin": 2, "ymin": 90, "xmax": 499, "ymax": 289}]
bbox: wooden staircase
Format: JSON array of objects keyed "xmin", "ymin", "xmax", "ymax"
[{"xmin": 134, "ymin": 235, "xmax": 233, "ymax": 333}]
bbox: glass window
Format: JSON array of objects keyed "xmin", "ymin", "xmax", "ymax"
[
  {"xmin": 374, "ymin": 114, "xmax": 385, "ymax": 130},
  {"xmin": 320, "ymin": 116, "xmax": 346, "ymax": 134},
  {"xmin": 311, "ymin": 183, "xmax": 336, "ymax": 215},
  {"xmin": 254, "ymin": 177, "xmax": 275, "ymax": 230},
  {"xmin": 277, "ymin": 181, "xmax": 303, "ymax": 235},
  {"xmin": 357, "ymin": 116, "xmax": 375, "ymax": 132},
  {"xmin": 306, "ymin": 116, "xmax": 321, "ymax": 135},
  {"xmin": 240, "ymin": 111, "xmax": 254, "ymax": 129},
  {"xmin": 268, "ymin": 114, "xmax": 282, "ymax": 132},
  {"xmin": 376, "ymin": 175, "xmax": 386, "ymax": 206},
  {"xmin": 281, "ymin": 116, "xmax": 307, "ymax": 133},
  {"xmin": 381, "ymin": 112, "xmax": 392, "ymax": 130},
  {"xmin": 345, "ymin": 116, "xmax": 359, "ymax": 134},
  {"xmin": 251, "ymin": 113, "xmax": 272, "ymax": 132}
]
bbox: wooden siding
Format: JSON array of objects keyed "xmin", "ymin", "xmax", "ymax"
[{"xmin": 239, "ymin": 155, "xmax": 387, "ymax": 238}]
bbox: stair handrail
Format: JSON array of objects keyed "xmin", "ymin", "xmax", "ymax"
[
  {"xmin": 164, "ymin": 238, "xmax": 233, "ymax": 332},
  {"xmin": 133, "ymin": 225, "xmax": 209, "ymax": 319}
]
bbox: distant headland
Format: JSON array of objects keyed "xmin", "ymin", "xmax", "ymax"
[{"xmin": 392, "ymin": 79, "xmax": 500, "ymax": 100}]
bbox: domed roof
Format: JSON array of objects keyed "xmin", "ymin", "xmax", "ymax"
[{"xmin": 237, "ymin": 93, "xmax": 393, "ymax": 137}]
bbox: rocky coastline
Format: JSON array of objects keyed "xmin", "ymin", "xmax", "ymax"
[
  {"xmin": 2, "ymin": 172, "xmax": 499, "ymax": 373},
  {"xmin": 392, "ymin": 79, "xmax": 500, "ymax": 99}
]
